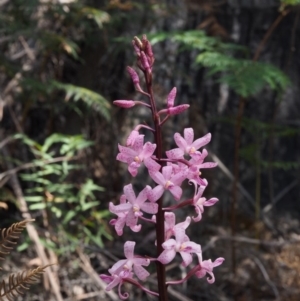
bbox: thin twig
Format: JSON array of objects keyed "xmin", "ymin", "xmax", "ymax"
[
  {"xmin": 76, "ymin": 248, "xmax": 118, "ymax": 301},
  {"xmin": 250, "ymin": 255, "xmax": 280, "ymax": 300}
]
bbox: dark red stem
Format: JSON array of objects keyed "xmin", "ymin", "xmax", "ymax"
[{"xmin": 144, "ymin": 70, "xmax": 168, "ymax": 301}]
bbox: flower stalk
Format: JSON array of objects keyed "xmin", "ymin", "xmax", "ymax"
[{"xmin": 100, "ymin": 35, "xmax": 224, "ymax": 301}]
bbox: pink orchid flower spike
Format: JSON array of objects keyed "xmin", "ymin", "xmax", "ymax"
[
  {"xmin": 166, "ymin": 128, "xmax": 211, "ymax": 159},
  {"xmin": 157, "ymin": 227, "xmax": 201, "ymax": 267},
  {"xmin": 189, "ymin": 179, "xmax": 219, "ymax": 222},
  {"xmin": 148, "ymin": 165, "xmax": 188, "ymax": 202}
]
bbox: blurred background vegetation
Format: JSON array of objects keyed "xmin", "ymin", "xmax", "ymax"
[{"xmin": 0, "ymin": 0, "xmax": 299, "ymax": 300}]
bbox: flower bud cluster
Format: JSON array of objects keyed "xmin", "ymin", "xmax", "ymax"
[{"xmin": 100, "ymin": 35, "xmax": 224, "ymax": 300}]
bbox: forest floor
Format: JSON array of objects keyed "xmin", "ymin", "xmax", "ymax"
[{"xmin": 1, "ymin": 211, "xmax": 300, "ymax": 301}]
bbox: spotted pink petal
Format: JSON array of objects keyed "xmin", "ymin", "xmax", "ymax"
[
  {"xmin": 157, "ymin": 248, "xmax": 176, "ymax": 265},
  {"xmin": 132, "ymin": 135, "xmax": 144, "ymax": 152},
  {"xmin": 126, "ymin": 130, "xmax": 139, "ymax": 146},
  {"xmin": 169, "ymin": 185, "xmax": 182, "ymax": 201},
  {"xmin": 133, "ymin": 265, "xmax": 150, "ymax": 281},
  {"xmin": 141, "ymin": 202, "xmax": 158, "ymax": 214},
  {"xmin": 183, "ymin": 128, "xmax": 194, "ymax": 145},
  {"xmin": 123, "ymin": 184, "xmax": 136, "ymax": 204},
  {"xmin": 191, "ymin": 133, "xmax": 211, "ymax": 150},
  {"xmin": 144, "ymin": 157, "xmax": 160, "ymax": 172},
  {"xmin": 124, "ymin": 241, "xmax": 135, "ymax": 259},
  {"xmin": 148, "ymin": 185, "xmax": 164, "ymax": 202},
  {"xmin": 141, "ymin": 142, "xmax": 156, "ymax": 158},
  {"xmin": 166, "ymin": 148, "xmax": 184, "ymax": 159},
  {"xmin": 174, "ymin": 132, "xmax": 188, "ymax": 150},
  {"xmin": 149, "ymin": 170, "xmax": 165, "ymax": 186}
]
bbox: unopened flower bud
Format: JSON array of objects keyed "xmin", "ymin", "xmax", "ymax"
[
  {"xmin": 132, "ymin": 40, "xmax": 140, "ymax": 56},
  {"xmin": 127, "ymin": 66, "xmax": 140, "ymax": 85},
  {"xmin": 140, "ymin": 52, "xmax": 150, "ymax": 72},
  {"xmin": 113, "ymin": 100, "xmax": 135, "ymax": 108},
  {"xmin": 168, "ymin": 104, "xmax": 190, "ymax": 115},
  {"xmin": 167, "ymin": 87, "xmax": 177, "ymax": 108},
  {"xmin": 133, "ymin": 36, "xmax": 143, "ymax": 49},
  {"xmin": 145, "ymin": 40, "xmax": 153, "ymax": 58}
]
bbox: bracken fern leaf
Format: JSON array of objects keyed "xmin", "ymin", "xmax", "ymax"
[
  {"xmin": 0, "ymin": 265, "xmax": 53, "ymax": 301},
  {"xmin": 0, "ymin": 220, "xmax": 34, "ymax": 269}
]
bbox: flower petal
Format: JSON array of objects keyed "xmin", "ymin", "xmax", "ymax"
[
  {"xmin": 162, "ymin": 166, "xmax": 173, "ymax": 180},
  {"xmin": 191, "ymin": 133, "xmax": 211, "ymax": 150},
  {"xmin": 147, "ymin": 185, "xmax": 164, "ymax": 202},
  {"xmin": 174, "ymin": 132, "xmax": 187, "ymax": 150},
  {"xmin": 166, "ymin": 148, "xmax": 184, "ymax": 159},
  {"xmin": 204, "ymin": 198, "xmax": 218, "ymax": 207},
  {"xmin": 123, "ymin": 184, "xmax": 136, "ymax": 204},
  {"xmin": 183, "ymin": 128, "xmax": 194, "ymax": 145},
  {"xmin": 124, "ymin": 241, "xmax": 135, "ymax": 259},
  {"xmin": 133, "ymin": 265, "xmax": 150, "ymax": 281},
  {"xmin": 169, "ymin": 186, "xmax": 182, "ymax": 201},
  {"xmin": 157, "ymin": 249, "xmax": 176, "ymax": 264},
  {"xmin": 141, "ymin": 202, "xmax": 158, "ymax": 214},
  {"xmin": 179, "ymin": 252, "xmax": 192, "ymax": 267},
  {"xmin": 149, "ymin": 170, "xmax": 165, "ymax": 185},
  {"xmin": 144, "ymin": 157, "xmax": 160, "ymax": 172}
]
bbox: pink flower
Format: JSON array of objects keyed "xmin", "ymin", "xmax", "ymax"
[
  {"xmin": 109, "ymin": 241, "xmax": 150, "ymax": 281},
  {"xmin": 166, "ymin": 128, "xmax": 211, "ymax": 159},
  {"xmin": 189, "ymin": 180, "xmax": 219, "ymax": 222},
  {"xmin": 195, "ymin": 252, "xmax": 224, "ymax": 284},
  {"xmin": 109, "ymin": 184, "xmax": 158, "ymax": 232},
  {"xmin": 148, "ymin": 166, "xmax": 188, "ymax": 202},
  {"xmin": 117, "ymin": 135, "xmax": 160, "ymax": 177},
  {"xmin": 109, "ymin": 195, "xmax": 128, "ymax": 235},
  {"xmin": 164, "ymin": 212, "xmax": 191, "ymax": 240},
  {"xmin": 100, "ymin": 269, "xmax": 133, "ymax": 292},
  {"xmin": 157, "ymin": 227, "xmax": 201, "ymax": 267}
]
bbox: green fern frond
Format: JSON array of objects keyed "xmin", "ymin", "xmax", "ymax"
[
  {"xmin": 0, "ymin": 219, "xmax": 34, "ymax": 268},
  {"xmin": 52, "ymin": 81, "xmax": 111, "ymax": 121},
  {"xmin": 150, "ymin": 30, "xmax": 290, "ymax": 97},
  {"xmin": 0, "ymin": 265, "xmax": 53, "ymax": 301},
  {"xmin": 196, "ymin": 52, "xmax": 289, "ymax": 96}
]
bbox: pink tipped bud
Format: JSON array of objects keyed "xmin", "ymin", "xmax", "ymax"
[
  {"xmin": 126, "ymin": 130, "xmax": 139, "ymax": 146},
  {"xmin": 113, "ymin": 100, "xmax": 135, "ymax": 108},
  {"xmin": 167, "ymin": 87, "xmax": 177, "ymax": 108},
  {"xmin": 140, "ymin": 51, "xmax": 150, "ymax": 71},
  {"xmin": 126, "ymin": 66, "xmax": 140, "ymax": 85},
  {"xmin": 168, "ymin": 104, "xmax": 190, "ymax": 115},
  {"xmin": 132, "ymin": 40, "xmax": 140, "ymax": 56},
  {"xmin": 144, "ymin": 40, "xmax": 153, "ymax": 58}
]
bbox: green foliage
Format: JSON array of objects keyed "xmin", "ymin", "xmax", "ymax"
[
  {"xmin": 151, "ymin": 30, "xmax": 290, "ymax": 97},
  {"xmin": 13, "ymin": 133, "xmax": 111, "ymax": 250},
  {"xmin": 280, "ymin": 0, "xmax": 300, "ymax": 5},
  {"xmin": 52, "ymin": 81, "xmax": 111, "ymax": 120}
]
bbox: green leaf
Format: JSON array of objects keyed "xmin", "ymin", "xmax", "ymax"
[
  {"xmin": 29, "ymin": 203, "xmax": 46, "ymax": 210},
  {"xmin": 51, "ymin": 81, "xmax": 111, "ymax": 120}
]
